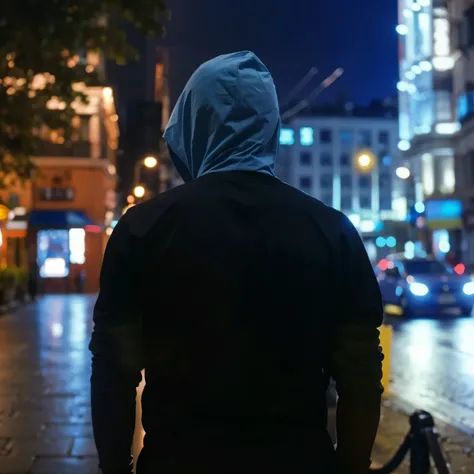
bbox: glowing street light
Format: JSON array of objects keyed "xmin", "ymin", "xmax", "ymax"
[
  {"xmin": 143, "ymin": 156, "xmax": 158, "ymax": 169},
  {"xmin": 396, "ymin": 166, "xmax": 411, "ymax": 179},
  {"xmin": 134, "ymin": 155, "xmax": 159, "ymax": 187},
  {"xmin": 354, "ymin": 150, "xmax": 376, "ymax": 174},
  {"xmin": 133, "ymin": 185, "xmax": 146, "ymax": 199}
]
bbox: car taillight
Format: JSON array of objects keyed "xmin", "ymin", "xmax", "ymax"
[{"xmin": 454, "ymin": 263, "xmax": 465, "ymax": 275}]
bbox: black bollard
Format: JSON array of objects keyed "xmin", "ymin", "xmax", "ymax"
[{"xmin": 409, "ymin": 411, "xmax": 432, "ymax": 474}]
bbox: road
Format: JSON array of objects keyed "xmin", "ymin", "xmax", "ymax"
[
  {"xmin": 1, "ymin": 295, "xmax": 474, "ymax": 472},
  {"xmin": 388, "ymin": 315, "xmax": 474, "ymax": 434}
]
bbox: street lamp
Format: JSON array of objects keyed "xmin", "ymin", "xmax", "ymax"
[
  {"xmin": 354, "ymin": 149, "xmax": 376, "ymax": 174},
  {"xmin": 396, "ymin": 166, "xmax": 411, "ymax": 180},
  {"xmin": 133, "ymin": 185, "xmax": 146, "ymax": 199},
  {"xmin": 134, "ymin": 155, "xmax": 159, "ymax": 186},
  {"xmin": 143, "ymin": 155, "xmax": 158, "ymax": 169},
  {"xmin": 353, "ymin": 149, "xmax": 379, "ymax": 221}
]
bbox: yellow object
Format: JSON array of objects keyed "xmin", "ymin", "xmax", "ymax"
[
  {"xmin": 353, "ymin": 149, "xmax": 376, "ymax": 174},
  {"xmin": 133, "ymin": 185, "xmax": 146, "ymax": 198},
  {"xmin": 0, "ymin": 205, "xmax": 9, "ymax": 221},
  {"xmin": 143, "ymin": 156, "xmax": 158, "ymax": 169},
  {"xmin": 380, "ymin": 324, "xmax": 392, "ymax": 394},
  {"xmin": 384, "ymin": 304, "xmax": 404, "ymax": 316}
]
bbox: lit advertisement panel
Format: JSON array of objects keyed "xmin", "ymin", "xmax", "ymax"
[
  {"xmin": 425, "ymin": 200, "xmax": 463, "ymax": 230},
  {"xmin": 37, "ymin": 230, "xmax": 70, "ymax": 278}
]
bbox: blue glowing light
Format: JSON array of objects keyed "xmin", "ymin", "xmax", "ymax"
[
  {"xmin": 386, "ymin": 236, "xmax": 397, "ymax": 248},
  {"xmin": 414, "ymin": 202, "xmax": 425, "ymax": 214},
  {"xmin": 300, "ymin": 127, "xmax": 314, "ymax": 146},
  {"xmin": 280, "ymin": 128, "xmax": 295, "ymax": 146}
]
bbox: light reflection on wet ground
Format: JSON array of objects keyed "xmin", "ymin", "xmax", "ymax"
[
  {"xmin": 388, "ymin": 315, "xmax": 474, "ymax": 433},
  {"xmin": 1, "ymin": 294, "xmax": 473, "ymax": 472}
]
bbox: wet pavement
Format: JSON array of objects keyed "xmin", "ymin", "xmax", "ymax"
[
  {"xmin": 0, "ymin": 295, "xmax": 99, "ymax": 473},
  {"xmin": 0, "ymin": 295, "xmax": 474, "ymax": 473},
  {"xmin": 387, "ymin": 315, "xmax": 474, "ymax": 434}
]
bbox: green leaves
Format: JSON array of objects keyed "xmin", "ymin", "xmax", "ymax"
[{"xmin": 0, "ymin": 0, "xmax": 167, "ymax": 187}]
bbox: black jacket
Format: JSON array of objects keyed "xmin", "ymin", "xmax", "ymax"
[{"xmin": 90, "ymin": 171, "xmax": 383, "ymax": 474}]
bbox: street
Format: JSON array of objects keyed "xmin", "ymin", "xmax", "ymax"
[
  {"xmin": 0, "ymin": 295, "xmax": 474, "ymax": 473},
  {"xmin": 388, "ymin": 315, "xmax": 474, "ymax": 434}
]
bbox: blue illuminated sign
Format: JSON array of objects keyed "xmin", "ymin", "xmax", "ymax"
[{"xmin": 425, "ymin": 200, "xmax": 462, "ymax": 220}]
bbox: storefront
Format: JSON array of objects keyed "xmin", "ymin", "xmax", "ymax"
[
  {"xmin": 424, "ymin": 199, "xmax": 463, "ymax": 263},
  {"xmin": 27, "ymin": 210, "xmax": 103, "ymax": 294}
]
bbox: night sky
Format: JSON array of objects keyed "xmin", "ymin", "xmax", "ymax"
[{"xmin": 164, "ymin": 0, "xmax": 399, "ymax": 105}]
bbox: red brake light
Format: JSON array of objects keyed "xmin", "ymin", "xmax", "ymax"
[
  {"xmin": 85, "ymin": 224, "xmax": 102, "ymax": 233},
  {"xmin": 454, "ymin": 263, "xmax": 465, "ymax": 275}
]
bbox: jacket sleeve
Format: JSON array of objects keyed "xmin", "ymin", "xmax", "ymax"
[
  {"xmin": 89, "ymin": 212, "xmax": 143, "ymax": 474},
  {"xmin": 329, "ymin": 216, "xmax": 384, "ymax": 474}
]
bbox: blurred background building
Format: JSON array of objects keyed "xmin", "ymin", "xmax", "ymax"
[
  {"xmin": 0, "ymin": 51, "xmax": 119, "ymax": 293},
  {"xmin": 449, "ymin": 0, "xmax": 474, "ymax": 266},
  {"xmin": 276, "ymin": 98, "xmax": 410, "ymax": 262},
  {"xmin": 397, "ymin": 0, "xmax": 465, "ymax": 264},
  {"xmin": 112, "ymin": 45, "xmax": 180, "ymax": 209}
]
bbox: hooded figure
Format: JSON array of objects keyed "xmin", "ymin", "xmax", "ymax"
[
  {"xmin": 90, "ymin": 52, "xmax": 384, "ymax": 474},
  {"xmin": 163, "ymin": 51, "xmax": 280, "ymax": 182}
]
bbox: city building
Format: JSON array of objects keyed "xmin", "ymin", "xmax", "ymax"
[
  {"xmin": 449, "ymin": 0, "xmax": 474, "ymax": 265},
  {"xmin": 277, "ymin": 99, "xmax": 407, "ymax": 261},
  {"xmin": 397, "ymin": 0, "xmax": 464, "ymax": 260},
  {"xmin": 0, "ymin": 51, "xmax": 119, "ymax": 293},
  {"xmin": 117, "ymin": 46, "xmax": 178, "ymax": 206}
]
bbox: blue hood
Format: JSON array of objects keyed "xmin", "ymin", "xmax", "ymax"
[{"xmin": 163, "ymin": 51, "xmax": 280, "ymax": 182}]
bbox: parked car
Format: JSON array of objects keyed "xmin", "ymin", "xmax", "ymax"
[{"xmin": 376, "ymin": 254, "xmax": 474, "ymax": 317}]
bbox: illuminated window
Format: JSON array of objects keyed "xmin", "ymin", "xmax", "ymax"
[
  {"xmin": 418, "ymin": 12, "xmax": 432, "ymax": 57},
  {"xmin": 433, "ymin": 17, "xmax": 450, "ymax": 57},
  {"xmin": 457, "ymin": 92, "xmax": 474, "ymax": 121},
  {"xmin": 154, "ymin": 63, "xmax": 164, "ymax": 102},
  {"xmin": 439, "ymin": 156, "xmax": 455, "ymax": 194},
  {"xmin": 69, "ymin": 228, "xmax": 86, "ymax": 264},
  {"xmin": 37, "ymin": 230, "xmax": 70, "ymax": 278},
  {"xmin": 300, "ymin": 127, "xmax": 314, "ymax": 146},
  {"xmin": 422, "ymin": 153, "xmax": 435, "ymax": 195},
  {"xmin": 280, "ymin": 128, "xmax": 295, "ymax": 145}
]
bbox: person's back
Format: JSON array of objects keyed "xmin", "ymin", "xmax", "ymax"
[{"xmin": 90, "ymin": 51, "xmax": 384, "ymax": 474}]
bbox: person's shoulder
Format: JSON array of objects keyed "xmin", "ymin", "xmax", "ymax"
[
  {"xmin": 121, "ymin": 181, "xmax": 198, "ymax": 235},
  {"xmin": 276, "ymin": 179, "xmax": 349, "ymax": 228}
]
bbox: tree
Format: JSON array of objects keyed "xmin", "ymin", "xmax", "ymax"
[{"xmin": 0, "ymin": 0, "xmax": 168, "ymax": 186}]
